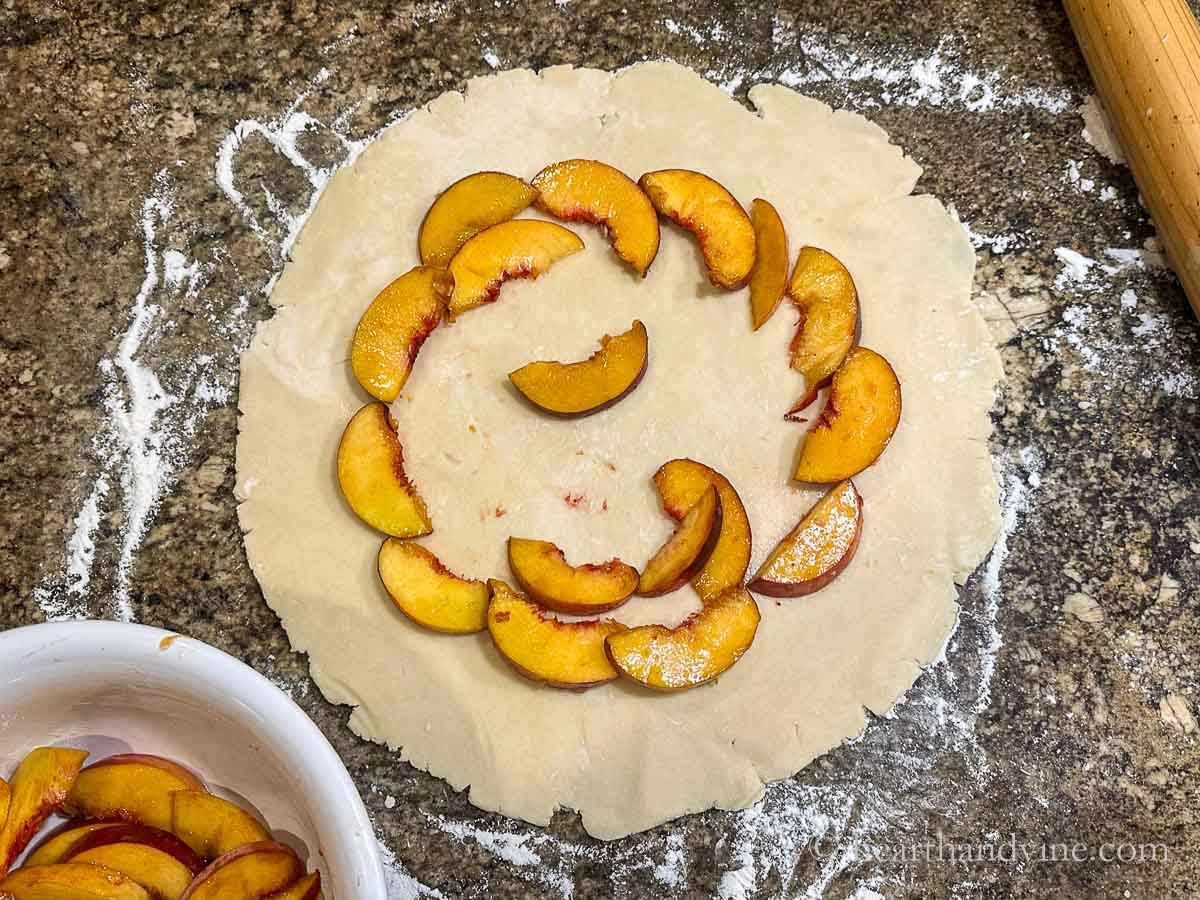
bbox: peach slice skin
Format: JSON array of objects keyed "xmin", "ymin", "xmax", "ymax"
[
  {"xmin": 507, "ymin": 538, "xmax": 638, "ymax": 615},
  {"xmin": 748, "ymin": 199, "xmax": 789, "ymax": 330},
  {"xmin": 447, "ymin": 220, "xmax": 584, "ymax": 318},
  {"xmin": 63, "ymin": 756, "xmax": 204, "ymax": 835},
  {"xmin": 169, "ymin": 791, "xmax": 271, "ymax": 862},
  {"xmin": 637, "ymin": 484, "xmax": 722, "ymax": 596},
  {"xmin": 486, "ymin": 580, "xmax": 627, "ymax": 689},
  {"xmin": 25, "ymin": 823, "xmax": 115, "ymax": 868},
  {"xmin": 749, "ymin": 480, "xmax": 863, "ymax": 597},
  {"xmin": 788, "ymin": 246, "xmax": 860, "ymax": 399},
  {"xmin": 0, "ymin": 863, "xmax": 152, "ymax": 900},
  {"xmin": 652, "ymin": 459, "xmax": 752, "ymax": 601},
  {"xmin": 68, "ymin": 843, "xmax": 194, "ymax": 900},
  {"xmin": 638, "ymin": 169, "xmax": 756, "ymax": 289},
  {"xmin": 264, "ymin": 872, "xmax": 321, "ymax": 900},
  {"xmin": 64, "ymin": 824, "xmax": 202, "ymax": 875},
  {"xmin": 532, "ymin": 159, "xmax": 660, "ymax": 276},
  {"xmin": 377, "ymin": 540, "xmax": 490, "ymax": 634},
  {"xmin": 508, "ymin": 320, "xmax": 648, "ymax": 417},
  {"xmin": 0, "ymin": 747, "xmax": 89, "ymax": 876},
  {"xmin": 418, "ymin": 171, "xmax": 538, "ymax": 269},
  {"xmin": 336, "ymin": 402, "xmax": 433, "ymax": 538},
  {"xmin": 605, "ymin": 586, "xmax": 761, "ymax": 691},
  {"xmin": 178, "ymin": 841, "xmax": 302, "ymax": 900},
  {"xmin": 351, "ymin": 266, "xmax": 453, "ymax": 403},
  {"xmin": 793, "ymin": 346, "xmax": 902, "ymax": 484}
]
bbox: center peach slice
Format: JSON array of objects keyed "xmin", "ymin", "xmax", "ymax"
[
  {"xmin": 637, "ymin": 484, "xmax": 722, "ymax": 597},
  {"xmin": 447, "ymin": 220, "xmax": 584, "ymax": 318},
  {"xmin": 532, "ymin": 159, "xmax": 660, "ymax": 276},
  {"xmin": 638, "ymin": 169, "xmax": 756, "ymax": 289},
  {"xmin": 508, "ymin": 320, "xmax": 648, "ymax": 417},
  {"xmin": 486, "ymin": 580, "xmax": 627, "ymax": 689},
  {"xmin": 788, "ymin": 246, "xmax": 860, "ymax": 411},
  {"xmin": 652, "ymin": 459, "xmax": 752, "ymax": 600},
  {"xmin": 507, "ymin": 538, "xmax": 638, "ymax": 614},
  {"xmin": 605, "ymin": 586, "xmax": 761, "ymax": 691}
]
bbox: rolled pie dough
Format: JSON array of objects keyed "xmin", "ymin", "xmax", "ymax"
[{"xmin": 236, "ymin": 63, "xmax": 1001, "ymax": 839}]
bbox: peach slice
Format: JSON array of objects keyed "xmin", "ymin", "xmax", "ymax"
[
  {"xmin": 26, "ymin": 823, "xmax": 115, "ymax": 868},
  {"xmin": 508, "ymin": 320, "xmax": 648, "ymax": 417},
  {"xmin": 63, "ymin": 755, "xmax": 204, "ymax": 834},
  {"xmin": 605, "ymin": 586, "xmax": 761, "ymax": 691},
  {"xmin": 351, "ymin": 266, "xmax": 453, "ymax": 403},
  {"xmin": 637, "ymin": 169, "xmax": 755, "ymax": 289},
  {"xmin": 788, "ymin": 247, "xmax": 860, "ymax": 403},
  {"xmin": 507, "ymin": 538, "xmax": 638, "ymax": 614},
  {"xmin": 65, "ymin": 824, "xmax": 201, "ymax": 875},
  {"xmin": 447, "ymin": 220, "xmax": 584, "ymax": 318},
  {"xmin": 652, "ymin": 460, "xmax": 751, "ymax": 600},
  {"xmin": 264, "ymin": 872, "xmax": 321, "ymax": 900},
  {"xmin": 747, "ymin": 199, "xmax": 789, "ymax": 330},
  {"xmin": 532, "ymin": 159, "xmax": 660, "ymax": 276},
  {"xmin": 793, "ymin": 346, "xmax": 902, "ymax": 483},
  {"xmin": 178, "ymin": 842, "xmax": 302, "ymax": 900},
  {"xmin": 68, "ymin": 843, "xmax": 195, "ymax": 900},
  {"xmin": 0, "ymin": 747, "xmax": 89, "ymax": 876},
  {"xmin": 418, "ymin": 171, "xmax": 538, "ymax": 269},
  {"xmin": 377, "ymin": 540, "xmax": 489, "ymax": 635},
  {"xmin": 336, "ymin": 403, "xmax": 432, "ymax": 538},
  {"xmin": 749, "ymin": 480, "xmax": 863, "ymax": 597},
  {"xmin": 486, "ymin": 580, "xmax": 627, "ymax": 689},
  {"xmin": 0, "ymin": 863, "xmax": 152, "ymax": 900},
  {"xmin": 0, "ymin": 777, "xmax": 9, "ymax": 833},
  {"xmin": 637, "ymin": 485, "xmax": 722, "ymax": 597},
  {"xmin": 168, "ymin": 791, "xmax": 270, "ymax": 862}
]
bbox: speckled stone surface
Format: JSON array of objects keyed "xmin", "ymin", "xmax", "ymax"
[{"xmin": 3, "ymin": 2, "xmax": 1200, "ymax": 898}]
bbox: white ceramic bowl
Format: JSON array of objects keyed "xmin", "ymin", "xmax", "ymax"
[{"xmin": 0, "ymin": 620, "xmax": 385, "ymax": 899}]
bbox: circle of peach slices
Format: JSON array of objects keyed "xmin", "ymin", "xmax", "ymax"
[
  {"xmin": 0, "ymin": 746, "xmax": 324, "ymax": 900},
  {"xmin": 337, "ymin": 160, "xmax": 903, "ymax": 693}
]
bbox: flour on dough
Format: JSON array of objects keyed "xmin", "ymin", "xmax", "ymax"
[{"xmin": 236, "ymin": 63, "xmax": 1002, "ymax": 840}]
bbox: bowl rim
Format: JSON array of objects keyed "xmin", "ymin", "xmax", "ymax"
[{"xmin": 0, "ymin": 619, "xmax": 387, "ymax": 899}]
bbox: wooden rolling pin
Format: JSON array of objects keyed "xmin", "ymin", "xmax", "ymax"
[{"xmin": 1062, "ymin": 0, "xmax": 1200, "ymax": 316}]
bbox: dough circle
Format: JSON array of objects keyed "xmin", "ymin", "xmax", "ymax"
[{"xmin": 236, "ymin": 63, "xmax": 1001, "ymax": 839}]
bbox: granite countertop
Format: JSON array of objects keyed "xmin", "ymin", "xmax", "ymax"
[{"xmin": 3, "ymin": 2, "xmax": 1199, "ymax": 897}]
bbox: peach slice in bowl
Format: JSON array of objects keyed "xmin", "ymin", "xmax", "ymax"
[{"xmin": 0, "ymin": 621, "xmax": 384, "ymax": 899}]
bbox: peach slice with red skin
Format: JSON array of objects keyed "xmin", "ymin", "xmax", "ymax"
[
  {"xmin": 178, "ymin": 842, "xmax": 302, "ymax": 900},
  {"xmin": 486, "ymin": 580, "xmax": 627, "ymax": 689},
  {"xmin": 26, "ymin": 823, "xmax": 115, "ymax": 868},
  {"xmin": 336, "ymin": 402, "xmax": 432, "ymax": 538},
  {"xmin": 64, "ymin": 824, "xmax": 201, "ymax": 875},
  {"xmin": 351, "ymin": 266, "xmax": 453, "ymax": 403},
  {"xmin": 0, "ymin": 863, "xmax": 152, "ymax": 900},
  {"xmin": 377, "ymin": 540, "xmax": 490, "ymax": 634},
  {"xmin": 63, "ymin": 755, "xmax": 204, "ymax": 834},
  {"xmin": 0, "ymin": 747, "xmax": 89, "ymax": 876},
  {"xmin": 652, "ymin": 460, "xmax": 751, "ymax": 601},
  {"xmin": 264, "ymin": 872, "xmax": 321, "ymax": 900},
  {"xmin": 638, "ymin": 169, "xmax": 756, "ymax": 289},
  {"xmin": 447, "ymin": 220, "xmax": 584, "ymax": 318},
  {"xmin": 788, "ymin": 247, "xmax": 860, "ymax": 411},
  {"xmin": 507, "ymin": 538, "xmax": 638, "ymax": 614},
  {"xmin": 749, "ymin": 480, "xmax": 863, "ymax": 597},
  {"xmin": 747, "ymin": 199, "xmax": 789, "ymax": 330},
  {"xmin": 168, "ymin": 791, "xmax": 271, "ymax": 862},
  {"xmin": 637, "ymin": 484, "xmax": 722, "ymax": 597},
  {"xmin": 793, "ymin": 346, "xmax": 902, "ymax": 483},
  {"xmin": 605, "ymin": 586, "xmax": 761, "ymax": 691},
  {"xmin": 418, "ymin": 171, "xmax": 538, "ymax": 268},
  {"xmin": 532, "ymin": 159, "xmax": 660, "ymax": 276},
  {"xmin": 508, "ymin": 320, "xmax": 648, "ymax": 417}
]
